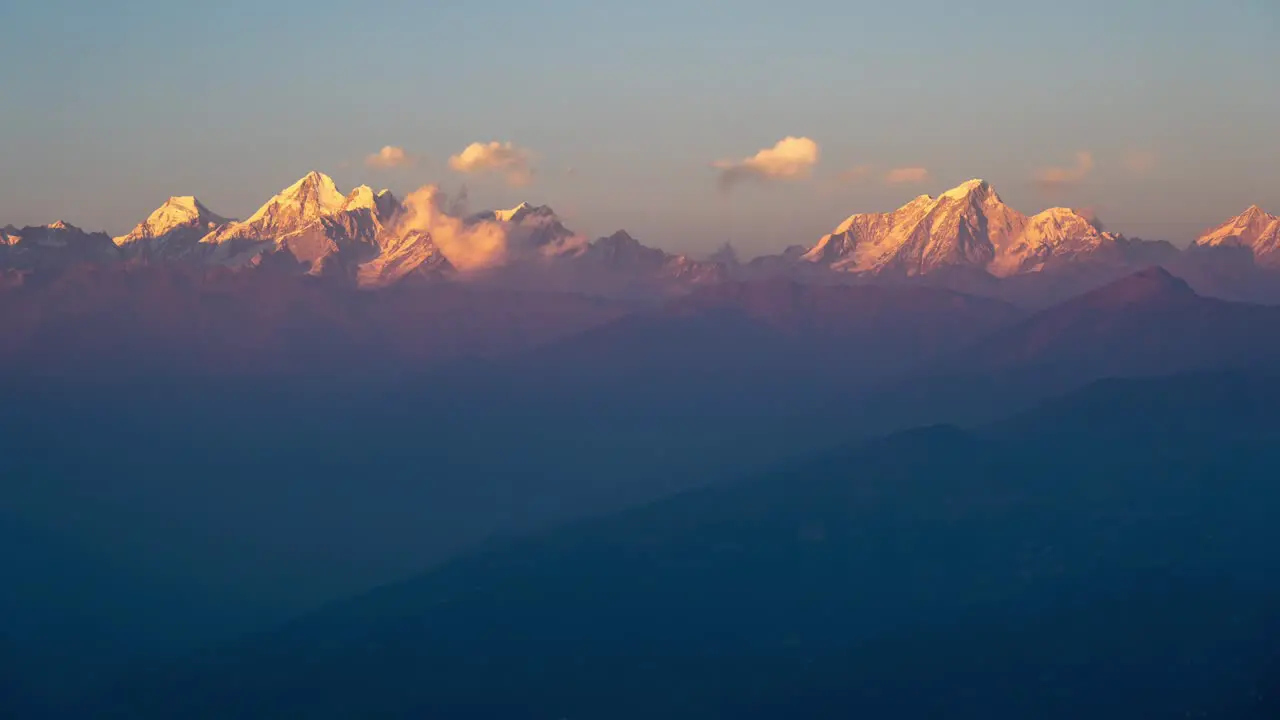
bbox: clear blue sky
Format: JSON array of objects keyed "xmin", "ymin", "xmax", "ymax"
[{"xmin": 2, "ymin": 0, "xmax": 1277, "ymax": 255}]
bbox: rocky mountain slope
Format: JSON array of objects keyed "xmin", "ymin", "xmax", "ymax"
[
  {"xmin": 796, "ymin": 178, "xmax": 1174, "ymax": 278},
  {"xmin": 1193, "ymin": 204, "xmax": 1280, "ymax": 266}
]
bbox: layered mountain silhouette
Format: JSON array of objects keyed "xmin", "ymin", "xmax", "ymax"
[
  {"xmin": 512, "ymin": 279, "xmax": 1022, "ymax": 402},
  {"xmin": 9, "ymin": 172, "xmax": 1280, "ymax": 719},
  {"xmin": 77, "ymin": 373, "xmax": 1280, "ymax": 719},
  {"xmin": 11, "ymin": 262, "xmax": 1280, "ymax": 717},
  {"xmin": 950, "ymin": 267, "xmax": 1280, "ymax": 381},
  {"xmin": 0, "ymin": 263, "xmax": 632, "ymax": 375},
  {"xmin": 834, "ymin": 267, "xmax": 1280, "ymax": 434}
]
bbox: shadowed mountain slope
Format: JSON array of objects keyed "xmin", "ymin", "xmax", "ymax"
[{"xmin": 79, "ymin": 373, "xmax": 1280, "ymax": 719}]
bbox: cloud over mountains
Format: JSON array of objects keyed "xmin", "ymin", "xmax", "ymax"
[
  {"xmin": 714, "ymin": 136, "xmax": 820, "ymax": 191},
  {"xmin": 365, "ymin": 146, "xmax": 415, "ymax": 170},
  {"xmin": 449, "ymin": 141, "xmax": 534, "ymax": 187}
]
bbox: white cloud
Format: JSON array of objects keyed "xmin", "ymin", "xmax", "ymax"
[
  {"xmin": 392, "ymin": 186, "xmax": 510, "ymax": 271},
  {"xmin": 714, "ymin": 136, "xmax": 820, "ymax": 191},
  {"xmin": 365, "ymin": 145, "xmax": 415, "ymax": 170},
  {"xmin": 448, "ymin": 141, "xmax": 534, "ymax": 187},
  {"xmin": 884, "ymin": 167, "xmax": 931, "ymax": 185},
  {"xmin": 1034, "ymin": 151, "xmax": 1094, "ymax": 191}
]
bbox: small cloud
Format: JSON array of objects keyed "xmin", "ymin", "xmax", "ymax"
[
  {"xmin": 449, "ymin": 141, "xmax": 534, "ymax": 187},
  {"xmin": 837, "ymin": 164, "xmax": 875, "ymax": 184},
  {"xmin": 1034, "ymin": 151, "xmax": 1094, "ymax": 191},
  {"xmin": 884, "ymin": 167, "xmax": 931, "ymax": 185},
  {"xmin": 1123, "ymin": 150, "xmax": 1158, "ymax": 177},
  {"xmin": 365, "ymin": 145, "xmax": 415, "ymax": 170},
  {"xmin": 714, "ymin": 136, "xmax": 820, "ymax": 192}
]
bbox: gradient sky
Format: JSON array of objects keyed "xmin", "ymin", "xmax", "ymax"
[{"xmin": 2, "ymin": 0, "xmax": 1277, "ymax": 256}]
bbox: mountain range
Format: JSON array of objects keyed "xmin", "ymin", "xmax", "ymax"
[
  {"xmin": 3, "ymin": 173, "xmax": 1278, "ymax": 304},
  {"xmin": 9, "ymin": 190, "xmax": 1280, "ymax": 715}
]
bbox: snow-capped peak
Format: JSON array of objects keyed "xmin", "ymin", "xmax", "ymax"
[
  {"xmin": 344, "ymin": 185, "xmax": 377, "ymax": 212},
  {"xmin": 1195, "ymin": 203, "xmax": 1280, "ymax": 265},
  {"xmin": 48, "ymin": 220, "xmax": 73, "ymax": 230},
  {"xmin": 939, "ymin": 178, "xmax": 993, "ymax": 201},
  {"xmin": 114, "ymin": 196, "xmax": 231, "ymax": 249},
  {"xmin": 243, "ymin": 171, "xmax": 347, "ymax": 226},
  {"xmin": 1035, "ymin": 206, "xmax": 1092, "ymax": 222},
  {"xmin": 283, "ymin": 170, "xmax": 342, "ymax": 200},
  {"xmin": 155, "ymin": 196, "xmax": 225, "ymax": 223},
  {"xmin": 493, "ymin": 201, "xmax": 540, "ymax": 223},
  {"xmin": 796, "ymin": 178, "xmax": 1151, "ymax": 278}
]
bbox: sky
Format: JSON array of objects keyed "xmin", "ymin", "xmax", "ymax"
[{"xmin": 1, "ymin": 0, "xmax": 1277, "ymax": 256}]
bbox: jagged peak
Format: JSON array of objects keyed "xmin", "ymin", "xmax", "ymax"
[
  {"xmin": 1024, "ymin": 207, "xmax": 1116, "ymax": 238},
  {"xmin": 1031, "ymin": 207, "xmax": 1100, "ymax": 225},
  {"xmin": 598, "ymin": 230, "xmax": 639, "ymax": 246},
  {"xmin": 242, "ymin": 171, "xmax": 347, "ymax": 226},
  {"xmin": 938, "ymin": 178, "xmax": 1003, "ymax": 205},
  {"xmin": 939, "ymin": 178, "xmax": 988, "ymax": 199},
  {"xmin": 163, "ymin": 195, "xmax": 201, "ymax": 211},
  {"xmin": 493, "ymin": 201, "xmax": 554, "ymax": 223},
  {"xmin": 1239, "ymin": 204, "xmax": 1275, "ymax": 220},
  {"xmin": 1195, "ymin": 204, "xmax": 1280, "ymax": 248},
  {"xmin": 154, "ymin": 195, "xmax": 227, "ymax": 222},
  {"xmin": 344, "ymin": 185, "xmax": 377, "ymax": 211},
  {"xmin": 284, "ymin": 170, "xmax": 339, "ymax": 195},
  {"xmin": 373, "ymin": 188, "xmax": 401, "ymax": 219},
  {"xmin": 48, "ymin": 220, "xmax": 74, "ymax": 230},
  {"xmin": 275, "ymin": 171, "xmax": 345, "ymax": 209}
]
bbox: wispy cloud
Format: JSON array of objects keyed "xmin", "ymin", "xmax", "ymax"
[
  {"xmin": 449, "ymin": 141, "xmax": 534, "ymax": 187},
  {"xmin": 1123, "ymin": 150, "xmax": 1158, "ymax": 177},
  {"xmin": 884, "ymin": 167, "xmax": 931, "ymax": 185},
  {"xmin": 1034, "ymin": 151, "xmax": 1094, "ymax": 191},
  {"xmin": 365, "ymin": 145, "xmax": 415, "ymax": 170},
  {"xmin": 714, "ymin": 136, "xmax": 820, "ymax": 192},
  {"xmin": 837, "ymin": 164, "xmax": 875, "ymax": 184}
]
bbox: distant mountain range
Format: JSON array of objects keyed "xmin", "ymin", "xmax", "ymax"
[
  {"xmin": 3, "ymin": 173, "xmax": 1278, "ymax": 303},
  {"xmin": 2, "ymin": 172, "xmax": 726, "ymax": 296}
]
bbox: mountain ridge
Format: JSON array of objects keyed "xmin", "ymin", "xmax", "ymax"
[
  {"xmin": 797, "ymin": 178, "xmax": 1159, "ymax": 278},
  {"xmin": 4, "ymin": 172, "xmax": 1279, "ymax": 303}
]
